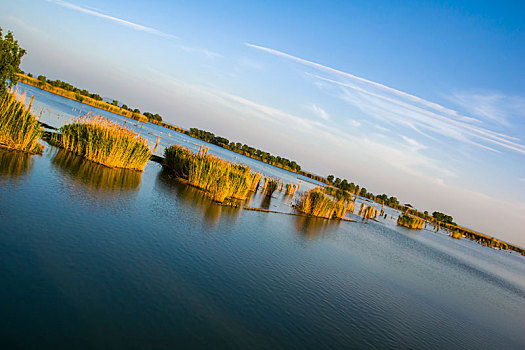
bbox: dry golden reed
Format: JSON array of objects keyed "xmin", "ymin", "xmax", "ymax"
[
  {"xmin": 294, "ymin": 187, "xmax": 350, "ymax": 219},
  {"xmin": 55, "ymin": 116, "xmax": 151, "ymax": 170},
  {"xmin": 262, "ymin": 177, "xmax": 279, "ymax": 196},
  {"xmin": 397, "ymin": 213, "xmax": 424, "ymax": 230},
  {"xmin": 0, "ymin": 92, "xmax": 42, "ymax": 154},
  {"xmin": 163, "ymin": 144, "xmax": 260, "ymax": 203}
]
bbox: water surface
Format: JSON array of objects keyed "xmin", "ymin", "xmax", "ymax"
[{"xmin": 1, "ymin": 146, "xmax": 524, "ymax": 349}]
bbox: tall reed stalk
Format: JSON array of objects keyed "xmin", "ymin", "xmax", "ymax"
[
  {"xmin": 55, "ymin": 116, "xmax": 151, "ymax": 170},
  {"xmin": 0, "ymin": 92, "xmax": 42, "ymax": 153}
]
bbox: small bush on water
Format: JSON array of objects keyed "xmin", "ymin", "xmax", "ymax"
[
  {"xmin": 55, "ymin": 116, "xmax": 151, "ymax": 171},
  {"xmin": 0, "ymin": 92, "xmax": 42, "ymax": 153},
  {"xmin": 163, "ymin": 145, "xmax": 260, "ymax": 202}
]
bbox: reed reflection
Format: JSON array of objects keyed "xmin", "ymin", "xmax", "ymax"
[
  {"xmin": 0, "ymin": 147, "xmax": 33, "ymax": 182},
  {"xmin": 157, "ymin": 169, "xmax": 241, "ymax": 228},
  {"xmin": 294, "ymin": 215, "xmax": 340, "ymax": 241},
  {"xmin": 51, "ymin": 148, "xmax": 142, "ymax": 193},
  {"xmin": 260, "ymin": 195, "xmax": 272, "ymax": 209}
]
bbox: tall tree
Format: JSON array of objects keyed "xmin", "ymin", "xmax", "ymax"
[{"xmin": 0, "ymin": 28, "xmax": 26, "ymax": 95}]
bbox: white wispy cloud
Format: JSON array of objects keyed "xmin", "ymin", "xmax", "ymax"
[
  {"xmin": 348, "ymin": 119, "xmax": 361, "ymax": 127},
  {"xmin": 449, "ymin": 92, "xmax": 525, "ymax": 127},
  {"xmin": 307, "ymin": 104, "xmax": 330, "ymax": 120},
  {"xmin": 402, "ymin": 136, "xmax": 427, "ymax": 151},
  {"xmin": 245, "ymin": 43, "xmax": 525, "ymax": 156},
  {"xmin": 48, "ymin": 0, "xmax": 177, "ymax": 39},
  {"xmin": 179, "ymin": 46, "xmax": 222, "ymax": 58}
]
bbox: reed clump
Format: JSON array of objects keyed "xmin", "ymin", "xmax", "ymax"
[
  {"xmin": 284, "ymin": 183, "xmax": 298, "ymax": 196},
  {"xmin": 55, "ymin": 116, "xmax": 151, "ymax": 171},
  {"xmin": 163, "ymin": 144, "xmax": 260, "ymax": 203},
  {"xmin": 0, "ymin": 92, "xmax": 43, "ymax": 153},
  {"xmin": 397, "ymin": 213, "xmax": 424, "ymax": 230},
  {"xmin": 362, "ymin": 205, "xmax": 378, "ymax": 220},
  {"xmin": 294, "ymin": 187, "xmax": 349, "ymax": 219},
  {"xmin": 262, "ymin": 177, "xmax": 280, "ymax": 196}
]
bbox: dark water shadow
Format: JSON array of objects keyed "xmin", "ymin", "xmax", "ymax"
[
  {"xmin": 0, "ymin": 147, "xmax": 34, "ymax": 182},
  {"xmin": 260, "ymin": 195, "xmax": 272, "ymax": 209},
  {"xmin": 156, "ymin": 169, "xmax": 241, "ymax": 228},
  {"xmin": 294, "ymin": 215, "xmax": 341, "ymax": 241},
  {"xmin": 51, "ymin": 149, "xmax": 142, "ymax": 192}
]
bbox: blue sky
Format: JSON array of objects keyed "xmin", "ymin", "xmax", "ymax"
[{"xmin": 1, "ymin": 0, "xmax": 524, "ymax": 245}]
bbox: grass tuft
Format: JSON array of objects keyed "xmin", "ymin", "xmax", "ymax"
[
  {"xmin": 55, "ymin": 116, "xmax": 151, "ymax": 170},
  {"xmin": 0, "ymin": 92, "xmax": 42, "ymax": 153},
  {"xmin": 163, "ymin": 144, "xmax": 260, "ymax": 203},
  {"xmin": 294, "ymin": 187, "xmax": 349, "ymax": 219},
  {"xmin": 261, "ymin": 177, "xmax": 279, "ymax": 196},
  {"xmin": 397, "ymin": 213, "xmax": 424, "ymax": 229}
]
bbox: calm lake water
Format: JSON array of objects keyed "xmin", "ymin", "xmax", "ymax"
[{"xmin": 1, "ymin": 86, "xmax": 524, "ymax": 349}]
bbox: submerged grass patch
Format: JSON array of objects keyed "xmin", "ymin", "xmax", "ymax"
[
  {"xmin": 294, "ymin": 187, "xmax": 350, "ymax": 219},
  {"xmin": 55, "ymin": 116, "xmax": 151, "ymax": 171},
  {"xmin": 0, "ymin": 92, "xmax": 42, "ymax": 153},
  {"xmin": 163, "ymin": 144, "xmax": 261, "ymax": 203}
]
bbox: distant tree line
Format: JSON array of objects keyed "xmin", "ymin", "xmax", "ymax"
[
  {"xmin": 326, "ymin": 173, "xmax": 455, "ymax": 224},
  {"xmin": 189, "ymin": 127, "xmax": 302, "ymax": 172},
  {"xmin": 26, "ymin": 73, "xmax": 163, "ymax": 123}
]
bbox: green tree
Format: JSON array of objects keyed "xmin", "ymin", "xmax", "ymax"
[
  {"xmin": 327, "ymin": 174, "xmax": 334, "ymax": 183},
  {"xmin": 0, "ymin": 28, "xmax": 26, "ymax": 95}
]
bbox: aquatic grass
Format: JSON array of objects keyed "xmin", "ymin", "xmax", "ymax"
[
  {"xmin": 55, "ymin": 116, "xmax": 151, "ymax": 171},
  {"xmin": 0, "ymin": 92, "xmax": 43, "ymax": 153},
  {"xmin": 294, "ymin": 187, "xmax": 349, "ymax": 219},
  {"xmin": 262, "ymin": 177, "xmax": 279, "ymax": 196},
  {"xmin": 397, "ymin": 213, "xmax": 424, "ymax": 230},
  {"xmin": 163, "ymin": 144, "xmax": 260, "ymax": 203},
  {"xmin": 284, "ymin": 183, "xmax": 298, "ymax": 196}
]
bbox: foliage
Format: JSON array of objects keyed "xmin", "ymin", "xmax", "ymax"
[
  {"xmin": 0, "ymin": 28, "xmax": 26, "ymax": 96},
  {"xmin": 432, "ymin": 211, "xmax": 455, "ymax": 225},
  {"xmin": 56, "ymin": 116, "xmax": 151, "ymax": 170},
  {"xmin": 0, "ymin": 92, "xmax": 42, "ymax": 153},
  {"xmin": 188, "ymin": 127, "xmax": 302, "ymax": 172}
]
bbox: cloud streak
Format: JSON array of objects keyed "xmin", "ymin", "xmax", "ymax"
[
  {"xmin": 48, "ymin": 0, "xmax": 177, "ymax": 39},
  {"xmin": 246, "ymin": 43, "xmax": 525, "ymax": 156},
  {"xmin": 307, "ymin": 104, "xmax": 330, "ymax": 120}
]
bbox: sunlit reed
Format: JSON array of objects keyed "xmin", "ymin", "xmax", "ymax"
[
  {"xmin": 55, "ymin": 116, "xmax": 151, "ymax": 171},
  {"xmin": 0, "ymin": 92, "xmax": 42, "ymax": 154}
]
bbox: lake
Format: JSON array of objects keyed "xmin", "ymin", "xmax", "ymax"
[{"xmin": 0, "ymin": 85, "xmax": 524, "ymax": 349}]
